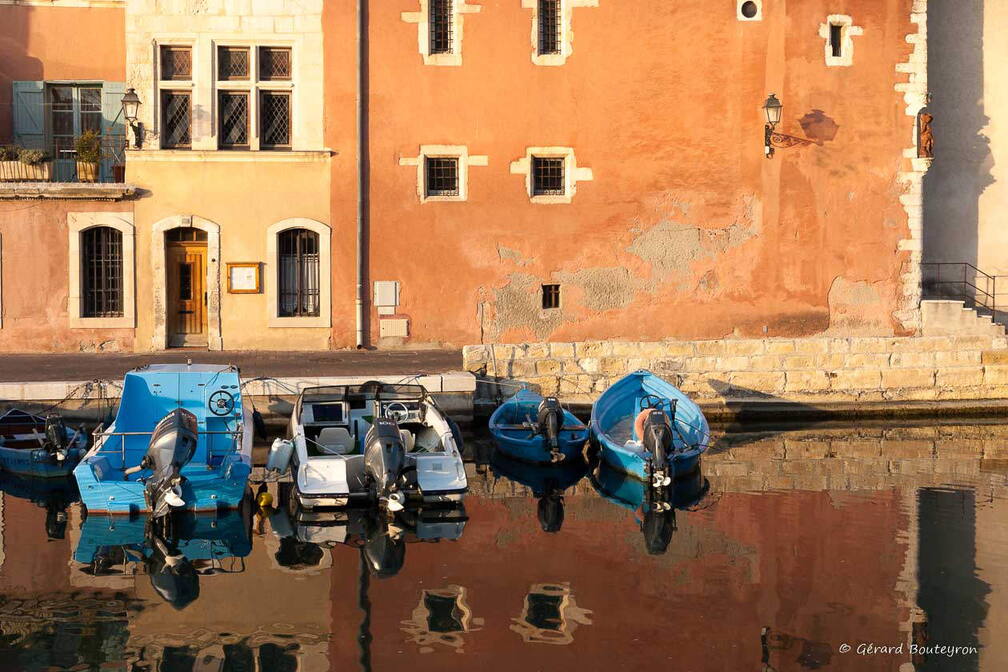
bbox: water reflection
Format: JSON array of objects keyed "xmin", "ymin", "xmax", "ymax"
[
  {"xmin": 0, "ymin": 422, "xmax": 1004, "ymax": 669},
  {"xmin": 489, "ymin": 453, "xmax": 589, "ymax": 533},
  {"xmin": 0, "ymin": 471, "xmax": 78, "ymax": 540}
]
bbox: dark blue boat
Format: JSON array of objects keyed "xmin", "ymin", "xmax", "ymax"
[
  {"xmin": 0, "ymin": 409, "xmax": 88, "ymax": 478},
  {"xmin": 489, "ymin": 388, "xmax": 588, "ymax": 464}
]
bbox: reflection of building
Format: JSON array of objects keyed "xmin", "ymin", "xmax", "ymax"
[
  {"xmin": 400, "ymin": 585, "xmax": 481, "ymax": 653},
  {"xmin": 510, "ymin": 582, "xmax": 592, "ymax": 646}
]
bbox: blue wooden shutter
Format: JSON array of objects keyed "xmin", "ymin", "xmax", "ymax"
[{"xmin": 12, "ymin": 81, "xmax": 45, "ymax": 149}]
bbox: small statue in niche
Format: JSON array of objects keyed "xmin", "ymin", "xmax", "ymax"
[{"xmin": 918, "ymin": 108, "xmax": 934, "ymax": 158}]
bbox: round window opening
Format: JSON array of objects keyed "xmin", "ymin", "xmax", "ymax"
[{"xmin": 741, "ymin": 1, "xmax": 758, "ymax": 18}]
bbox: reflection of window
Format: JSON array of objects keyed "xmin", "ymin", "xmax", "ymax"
[
  {"xmin": 278, "ymin": 229, "xmax": 320, "ymax": 318},
  {"xmin": 538, "ymin": 0, "xmax": 562, "ymax": 55},
  {"xmin": 532, "ymin": 157, "xmax": 565, "ymax": 196},
  {"xmin": 258, "ymin": 643, "xmax": 299, "ymax": 672},
  {"xmin": 430, "ymin": 0, "xmax": 454, "ymax": 55},
  {"xmin": 81, "ymin": 227, "xmax": 123, "ymax": 318},
  {"xmin": 525, "ymin": 592, "xmax": 564, "ymax": 630},
  {"xmin": 215, "ymin": 45, "xmax": 293, "ymax": 150},
  {"xmin": 425, "ymin": 592, "xmax": 466, "ymax": 632}
]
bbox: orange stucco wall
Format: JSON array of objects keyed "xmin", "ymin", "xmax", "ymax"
[
  {"xmin": 0, "ymin": 4, "xmax": 126, "ymax": 143},
  {"xmin": 328, "ymin": 0, "xmax": 919, "ymax": 348},
  {"xmin": 0, "ymin": 201, "xmax": 134, "ymax": 352}
]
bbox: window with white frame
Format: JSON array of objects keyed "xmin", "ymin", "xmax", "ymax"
[
  {"xmin": 399, "ymin": 145, "xmax": 488, "ymax": 203},
  {"xmin": 819, "ymin": 15, "xmax": 862, "ymax": 67},
  {"xmin": 509, "ymin": 147, "xmax": 593, "ymax": 204},
  {"xmin": 215, "ymin": 45, "xmax": 293, "ymax": 151}
]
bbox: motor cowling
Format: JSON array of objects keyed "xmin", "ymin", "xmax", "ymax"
[
  {"xmin": 363, "ymin": 418, "xmax": 406, "ymax": 512},
  {"xmin": 639, "ymin": 409, "xmax": 674, "ymax": 492},
  {"xmin": 43, "ymin": 415, "xmax": 69, "ymax": 462},
  {"xmin": 141, "ymin": 408, "xmax": 198, "ymax": 518},
  {"xmin": 536, "ymin": 397, "xmax": 564, "ymax": 462}
]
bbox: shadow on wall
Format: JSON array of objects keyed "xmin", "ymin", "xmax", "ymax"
[
  {"xmin": 0, "ymin": 5, "xmax": 42, "ymax": 143},
  {"xmin": 922, "ymin": 0, "xmax": 994, "ymax": 268}
]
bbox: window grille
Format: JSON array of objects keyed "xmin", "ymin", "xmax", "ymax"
[
  {"xmin": 160, "ymin": 91, "xmax": 191, "ymax": 149},
  {"xmin": 219, "ymin": 91, "xmax": 250, "ymax": 149},
  {"xmin": 538, "ymin": 0, "xmax": 562, "ymax": 55},
  {"xmin": 260, "ymin": 92, "xmax": 291, "ymax": 149},
  {"xmin": 542, "ymin": 284, "xmax": 560, "ymax": 310},
  {"xmin": 218, "ymin": 47, "xmax": 250, "ymax": 80},
  {"xmin": 259, "ymin": 47, "xmax": 292, "ymax": 81},
  {"xmin": 278, "ymin": 229, "xmax": 320, "ymax": 318},
  {"xmin": 531, "ymin": 157, "xmax": 565, "ymax": 196},
  {"xmin": 81, "ymin": 227, "xmax": 124, "ymax": 318},
  {"xmin": 160, "ymin": 46, "xmax": 192, "ymax": 80},
  {"xmin": 430, "ymin": 0, "xmax": 454, "ymax": 55},
  {"xmin": 425, "ymin": 157, "xmax": 459, "ymax": 197}
]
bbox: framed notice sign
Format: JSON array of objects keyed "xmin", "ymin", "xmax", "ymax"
[{"xmin": 227, "ymin": 262, "xmax": 260, "ymax": 294}]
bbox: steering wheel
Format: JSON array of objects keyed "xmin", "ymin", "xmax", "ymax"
[
  {"xmin": 640, "ymin": 394, "xmax": 666, "ymax": 411},
  {"xmin": 208, "ymin": 390, "xmax": 236, "ymax": 416},
  {"xmin": 384, "ymin": 401, "xmax": 410, "ymax": 423}
]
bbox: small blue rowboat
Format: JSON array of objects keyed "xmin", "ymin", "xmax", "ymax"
[
  {"xmin": 589, "ymin": 370, "xmax": 709, "ymax": 488},
  {"xmin": 489, "ymin": 388, "xmax": 588, "ymax": 464},
  {"xmin": 0, "ymin": 409, "xmax": 88, "ymax": 478},
  {"xmin": 73, "ymin": 364, "xmax": 253, "ymax": 516}
]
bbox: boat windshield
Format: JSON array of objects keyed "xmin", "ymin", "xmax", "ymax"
[{"xmin": 301, "ymin": 382, "xmax": 426, "ymax": 403}]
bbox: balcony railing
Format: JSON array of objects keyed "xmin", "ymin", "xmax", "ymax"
[{"xmin": 0, "ymin": 135, "xmax": 127, "ymax": 184}]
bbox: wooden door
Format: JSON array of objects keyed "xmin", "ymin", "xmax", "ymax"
[{"xmin": 166, "ymin": 242, "xmax": 208, "ymax": 347}]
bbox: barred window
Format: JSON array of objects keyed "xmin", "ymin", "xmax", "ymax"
[
  {"xmin": 531, "ymin": 157, "xmax": 565, "ymax": 195},
  {"xmin": 259, "ymin": 47, "xmax": 292, "ymax": 81},
  {"xmin": 160, "ymin": 46, "xmax": 192, "ymax": 81},
  {"xmin": 219, "ymin": 91, "xmax": 250, "ymax": 149},
  {"xmin": 430, "ymin": 0, "xmax": 454, "ymax": 55},
  {"xmin": 218, "ymin": 47, "xmax": 250, "ymax": 80},
  {"xmin": 81, "ymin": 227, "xmax": 123, "ymax": 318},
  {"xmin": 538, "ymin": 0, "xmax": 562, "ymax": 55},
  {"xmin": 260, "ymin": 92, "xmax": 291, "ymax": 149},
  {"xmin": 160, "ymin": 91, "xmax": 191, "ymax": 149},
  {"xmin": 425, "ymin": 157, "xmax": 459, "ymax": 197},
  {"xmin": 278, "ymin": 229, "xmax": 320, "ymax": 318}
]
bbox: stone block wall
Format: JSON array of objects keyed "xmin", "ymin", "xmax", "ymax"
[{"xmin": 462, "ymin": 334, "xmax": 1008, "ymax": 407}]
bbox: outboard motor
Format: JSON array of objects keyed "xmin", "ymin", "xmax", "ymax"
[
  {"xmin": 131, "ymin": 408, "xmax": 198, "ymax": 518},
  {"xmin": 536, "ymin": 397, "xmax": 564, "ymax": 463},
  {"xmin": 639, "ymin": 408, "xmax": 674, "ymax": 499},
  {"xmin": 145, "ymin": 523, "xmax": 199, "ymax": 610},
  {"xmin": 43, "ymin": 414, "xmax": 69, "ymax": 463},
  {"xmin": 363, "ymin": 418, "xmax": 407, "ymax": 513}
]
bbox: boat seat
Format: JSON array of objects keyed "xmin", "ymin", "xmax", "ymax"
[
  {"xmin": 399, "ymin": 429, "xmax": 415, "ymax": 452},
  {"xmin": 317, "ymin": 427, "xmax": 355, "ymax": 455}
]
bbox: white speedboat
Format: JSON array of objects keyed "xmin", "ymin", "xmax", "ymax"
[{"xmin": 267, "ymin": 381, "xmax": 468, "ymax": 510}]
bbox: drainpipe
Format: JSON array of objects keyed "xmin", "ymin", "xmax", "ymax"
[{"xmin": 355, "ymin": 0, "xmax": 368, "ymax": 349}]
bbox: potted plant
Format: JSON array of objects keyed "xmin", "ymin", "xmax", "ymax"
[
  {"xmin": 17, "ymin": 147, "xmax": 51, "ymax": 182},
  {"xmin": 74, "ymin": 130, "xmax": 102, "ymax": 183},
  {"xmin": 0, "ymin": 146, "xmax": 18, "ymax": 181}
]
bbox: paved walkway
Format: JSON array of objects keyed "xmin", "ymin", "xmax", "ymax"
[{"xmin": 0, "ymin": 349, "xmax": 462, "ymax": 383}]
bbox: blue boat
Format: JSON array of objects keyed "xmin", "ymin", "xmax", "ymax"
[
  {"xmin": 489, "ymin": 388, "xmax": 588, "ymax": 464},
  {"xmin": 589, "ymin": 370, "xmax": 709, "ymax": 484},
  {"xmin": 74, "ymin": 364, "xmax": 253, "ymax": 515},
  {"xmin": 0, "ymin": 409, "xmax": 88, "ymax": 478}
]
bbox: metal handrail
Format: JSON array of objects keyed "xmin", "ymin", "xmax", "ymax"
[{"xmin": 921, "ymin": 262, "xmax": 1008, "ymax": 316}]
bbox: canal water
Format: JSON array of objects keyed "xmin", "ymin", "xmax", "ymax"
[{"xmin": 0, "ymin": 419, "xmax": 1005, "ymax": 671}]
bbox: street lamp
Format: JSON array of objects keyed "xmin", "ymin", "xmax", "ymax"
[
  {"xmin": 120, "ymin": 88, "xmax": 142, "ymax": 149},
  {"xmin": 762, "ymin": 93, "xmax": 815, "ymax": 159}
]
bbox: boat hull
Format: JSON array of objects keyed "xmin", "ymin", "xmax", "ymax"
[
  {"xmin": 489, "ymin": 389, "xmax": 588, "ymax": 465},
  {"xmin": 589, "ymin": 370, "xmax": 709, "ymax": 482},
  {"xmin": 0, "ymin": 445, "xmax": 87, "ymax": 478}
]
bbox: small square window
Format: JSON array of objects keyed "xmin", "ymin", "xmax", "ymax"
[
  {"xmin": 425, "ymin": 157, "xmax": 459, "ymax": 197},
  {"xmin": 160, "ymin": 46, "xmax": 192, "ymax": 81},
  {"xmin": 259, "ymin": 46, "xmax": 292, "ymax": 81},
  {"xmin": 218, "ymin": 91, "xmax": 249, "ymax": 149},
  {"xmin": 532, "ymin": 157, "xmax": 565, "ymax": 196},
  {"xmin": 542, "ymin": 284, "xmax": 560, "ymax": 310},
  {"xmin": 218, "ymin": 46, "xmax": 250, "ymax": 80}
]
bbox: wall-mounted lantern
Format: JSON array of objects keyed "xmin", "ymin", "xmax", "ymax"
[
  {"xmin": 763, "ymin": 93, "xmax": 815, "ymax": 159},
  {"xmin": 120, "ymin": 88, "xmax": 143, "ymax": 149}
]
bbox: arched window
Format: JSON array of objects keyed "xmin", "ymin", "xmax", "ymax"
[
  {"xmin": 81, "ymin": 226, "xmax": 123, "ymax": 318},
  {"xmin": 277, "ymin": 228, "xmax": 320, "ymax": 317}
]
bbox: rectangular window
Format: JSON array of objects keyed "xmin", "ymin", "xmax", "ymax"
[
  {"xmin": 531, "ymin": 156, "xmax": 566, "ymax": 196},
  {"xmin": 830, "ymin": 24, "xmax": 843, "ymax": 58},
  {"xmin": 82, "ymin": 227, "xmax": 124, "ymax": 318},
  {"xmin": 425, "ymin": 157, "xmax": 459, "ymax": 197},
  {"xmin": 259, "ymin": 91, "xmax": 291, "ymax": 149},
  {"xmin": 542, "ymin": 284, "xmax": 560, "ymax": 310},
  {"xmin": 218, "ymin": 46, "xmax": 250, "ymax": 80},
  {"xmin": 538, "ymin": 0, "xmax": 562, "ymax": 55},
  {"xmin": 160, "ymin": 46, "xmax": 192, "ymax": 81},
  {"xmin": 218, "ymin": 91, "xmax": 250, "ymax": 149},
  {"xmin": 430, "ymin": 0, "xmax": 454, "ymax": 55},
  {"xmin": 278, "ymin": 229, "xmax": 321, "ymax": 318},
  {"xmin": 160, "ymin": 91, "xmax": 192, "ymax": 149},
  {"xmin": 259, "ymin": 47, "xmax": 292, "ymax": 81}
]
